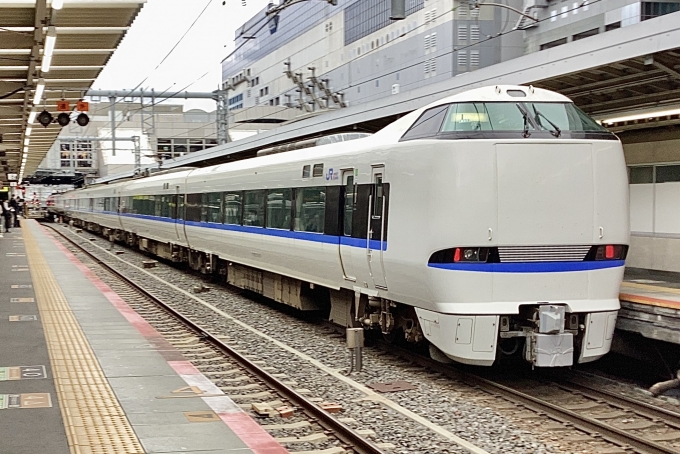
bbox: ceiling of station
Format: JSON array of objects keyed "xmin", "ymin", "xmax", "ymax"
[
  {"xmin": 0, "ymin": 0, "xmax": 145, "ymax": 183},
  {"xmin": 533, "ymin": 47, "xmax": 680, "ymax": 133}
]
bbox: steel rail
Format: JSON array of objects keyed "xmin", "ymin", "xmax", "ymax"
[
  {"xmin": 559, "ymin": 378, "xmax": 680, "ymax": 430},
  {"xmin": 46, "ymin": 224, "xmax": 386, "ymax": 454},
  {"xmin": 379, "ymin": 342, "xmax": 678, "ymax": 454}
]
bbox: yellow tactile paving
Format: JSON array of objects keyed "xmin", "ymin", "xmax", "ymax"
[{"xmin": 23, "ymin": 224, "xmax": 145, "ymax": 454}]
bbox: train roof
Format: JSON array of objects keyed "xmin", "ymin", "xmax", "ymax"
[{"xmin": 424, "ymin": 85, "xmax": 571, "ymax": 109}]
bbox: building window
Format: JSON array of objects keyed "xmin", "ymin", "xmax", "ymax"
[
  {"xmin": 540, "ymin": 38, "xmax": 567, "ymax": 50},
  {"xmin": 642, "ymin": 1, "xmax": 680, "ymax": 21},
  {"xmin": 156, "ymin": 138, "xmax": 217, "ymax": 160},
  {"xmin": 629, "ymin": 166, "xmax": 653, "ymax": 184},
  {"xmin": 605, "ymin": 21, "xmax": 621, "ymax": 31},
  {"xmin": 572, "ymin": 28, "xmax": 599, "ymax": 41}
]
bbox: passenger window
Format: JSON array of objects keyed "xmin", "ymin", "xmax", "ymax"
[
  {"xmin": 243, "ymin": 190, "xmax": 265, "ymax": 227},
  {"xmin": 295, "ymin": 187, "xmax": 326, "ymax": 233},
  {"xmin": 313, "ymin": 163, "xmax": 324, "ymax": 177},
  {"xmin": 206, "ymin": 192, "xmax": 222, "ymax": 223},
  {"xmin": 223, "ymin": 192, "xmax": 242, "ymax": 224},
  {"xmin": 185, "ymin": 193, "xmax": 202, "ymax": 222},
  {"xmin": 344, "ymin": 176, "xmax": 354, "ymax": 236},
  {"xmin": 302, "ymin": 165, "xmax": 311, "ymax": 178},
  {"xmin": 266, "ymin": 189, "xmax": 292, "ymax": 229},
  {"xmin": 373, "ymin": 174, "xmax": 383, "ymax": 218}
]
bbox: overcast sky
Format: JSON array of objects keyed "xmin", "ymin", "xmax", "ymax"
[{"xmin": 94, "ymin": 0, "xmax": 271, "ymax": 111}]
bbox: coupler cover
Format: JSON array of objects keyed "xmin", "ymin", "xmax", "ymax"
[{"xmin": 530, "ymin": 332, "xmax": 574, "ymax": 367}]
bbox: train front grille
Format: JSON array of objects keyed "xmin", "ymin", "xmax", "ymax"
[{"xmin": 497, "ymin": 245, "xmax": 591, "ymax": 263}]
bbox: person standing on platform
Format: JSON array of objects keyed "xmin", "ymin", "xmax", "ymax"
[
  {"xmin": 1, "ymin": 199, "xmax": 11, "ymax": 233},
  {"xmin": 17, "ymin": 197, "xmax": 24, "ymax": 224},
  {"xmin": 9, "ymin": 196, "xmax": 19, "ymax": 228}
]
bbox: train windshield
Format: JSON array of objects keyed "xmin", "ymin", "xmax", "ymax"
[{"xmin": 440, "ymin": 102, "xmax": 608, "ymax": 133}]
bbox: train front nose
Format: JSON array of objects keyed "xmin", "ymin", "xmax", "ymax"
[{"xmin": 495, "ymin": 143, "xmax": 594, "ymax": 247}]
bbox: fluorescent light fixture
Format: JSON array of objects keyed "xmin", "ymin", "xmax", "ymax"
[
  {"xmin": 32, "ymin": 79, "xmax": 45, "ymax": 105},
  {"xmin": 25, "ymin": 126, "xmax": 32, "ymax": 137},
  {"xmin": 23, "ymin": 138, "xmax": 29, "ymax": 146},
  {"xmin": 23, "ymin": 146, "xmax": 28, "ymax": 153},
  {"xmin": 42, "ymin": 27, "xmax": 57, "ymax": 72},
  {"xmin": 602, "ymin": 107, "xmax": 680, "ymax": 125},
  {"xmin": 52, "ymin": 0, "xmax": 64, "ymax": 10},
  {"xmin": 28, "ymin": 110, "xmax": 37, "ymax": 124}
]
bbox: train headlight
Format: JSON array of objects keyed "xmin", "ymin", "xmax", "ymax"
[{"xmin": 454, "ymin": 247, "xmax": 489, "ymax": 263}]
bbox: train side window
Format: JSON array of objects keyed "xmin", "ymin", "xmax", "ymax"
[
  {"xmin": 154, "ymin": 195, "xmax": 162, "ymax": 217},
  {"xmin": 185, "ymin": 193, "xmax": 202, "ymax": 222},
  {"xmin": 266, "ymin": 188, "xmax": 292, "ymax": 229},
  {"xmin": 243, "ymin": 190, "xmax": 265, "ymax": 227},
  {"xmin": 160, "ymin": 195, "xmax": 171, "ymax": 218},
  {"xmin": 373, "ymin": 174, "xmax": 383, "ymax": 218},
  {"xmin": 295, "ymin": 187, "xmax": 326, "ymax": 233},
  {"xmin": 205, "ymin": 192, "xmax": 222, "ymax": 223},
  {"xmin": 400, "ymin": 105, "xmax": 448, "ymax": 141},
  {"xmin": 313, "ymin": 164, "xmax": 324, "ymax": 177},
  {"xmin": 223, "ymin": 192, "xmax": 242, "ymax": 224},
  {"xmin": 302, "ymin": 165, "xmax": 311, "ymax": 178},
  {"xmin": 344, "ymin": 176, "xmax": 354, "ymax": 236}
]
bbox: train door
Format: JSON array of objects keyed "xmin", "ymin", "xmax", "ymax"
[
  {"xmin": 367, "ymin": 166, "xmax": 388, "ymax": 290},
  {"xmin": 174, "ymin": 186, "xmax": 188, "ymax": 245},
  {"xmin": 339, "ymin": 169, "xmax": 356, "ymax": 281}
]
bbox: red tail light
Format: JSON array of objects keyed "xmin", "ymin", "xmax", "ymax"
[
  {"xmin": 594, "ymin": 245, "xmax": 626, "ymax": 260},
  {"xmin": 605, "ymin": 245, "xmax": 614, "ymax": 259},
  {"xmin": 454, "ymin": 248, "xmax": 461, "ymax": 262}
]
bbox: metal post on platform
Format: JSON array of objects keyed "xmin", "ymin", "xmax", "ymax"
[
  {"xmin": 109, "ymin": 96, "xmax": 117, "ymax": 156},
  {"xmin": 346, "ymin": 327, "xmax": 364, "ymax": 374}
]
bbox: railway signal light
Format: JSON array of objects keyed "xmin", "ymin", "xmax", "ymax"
[
  {"xmin": 76, "ymin": 112, "xmax": 89, "ymax": 127},
  {"xmin": 37, "ymin": 110, "xmax": 53, "ymax": 127},
  {"xmin": 57, "ymin": 112, "xmax": 70, "ymax": 127}
]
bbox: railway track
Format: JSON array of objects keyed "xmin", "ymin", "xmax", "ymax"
[
  {"xmin": 381, "ymin": 343, "xmax": 680, "ymax": 454},
  {"xmin": 46, "ymin": 221, "xmax": 680, "ymax": 454},
  {"xmin": 45, "ymin": 223, "xmax": 387, "ymax": 454}
]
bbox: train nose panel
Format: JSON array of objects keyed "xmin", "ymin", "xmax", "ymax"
[{"xmin": 496, "ymin": 143, "xmax": 594, "ymax": 245}]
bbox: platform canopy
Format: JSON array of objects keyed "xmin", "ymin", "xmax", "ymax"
[{"xmin": 0, "ymin": 0, "xmax": 145, "ymax": 183}]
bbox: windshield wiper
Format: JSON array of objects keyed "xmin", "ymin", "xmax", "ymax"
[
  {"xmin": 532, "ymin": 106, "xmax": 562, "ymax": 137},
  {"xmin": 516, "ymin": 103, "xmax": 531, "ymax": 138}
]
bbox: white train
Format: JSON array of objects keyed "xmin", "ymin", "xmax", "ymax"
[{"xmin": 52, "ymin": 85, "xmax": 629, "ymax": 367}]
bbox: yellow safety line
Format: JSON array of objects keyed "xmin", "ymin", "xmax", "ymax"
[{"xmin": 23, "ymin": 222, "xmax": 145, "ymax": 454}]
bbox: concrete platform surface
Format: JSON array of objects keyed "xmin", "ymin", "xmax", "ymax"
[{"xmin": 0, "ymin": 219, "xmax": 289, "ymax": 454}]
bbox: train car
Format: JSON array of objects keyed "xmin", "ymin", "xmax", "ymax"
[{"xmin": 54, "ymin": 85, "xmax": 629, "ymax": 367}]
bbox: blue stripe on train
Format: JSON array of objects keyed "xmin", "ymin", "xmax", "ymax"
[
  {"xmin": 428, "ymin": 260, "xmax": 625, "ymax": 273},
  {"xmin": 106, "ymin": 211, "xmax": 388, "ymax": 251}
]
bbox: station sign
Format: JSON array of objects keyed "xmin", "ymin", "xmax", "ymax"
[{"xmin": 7, "ymin": 173, "xmax": 17, "ymax": 181}]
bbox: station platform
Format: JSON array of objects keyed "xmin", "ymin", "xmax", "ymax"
[
  {"xmin": 0, "ymin": 219, "xmax": 288, "ymax": 454},
  {"xmin": 618, "ymin": 268, "xmax": 680, "ymax": 345}
]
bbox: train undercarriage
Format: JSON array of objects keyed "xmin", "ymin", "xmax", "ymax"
[{"xmin": 59, "ymin": 216, "xmax": 609, "ymax": 368}]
